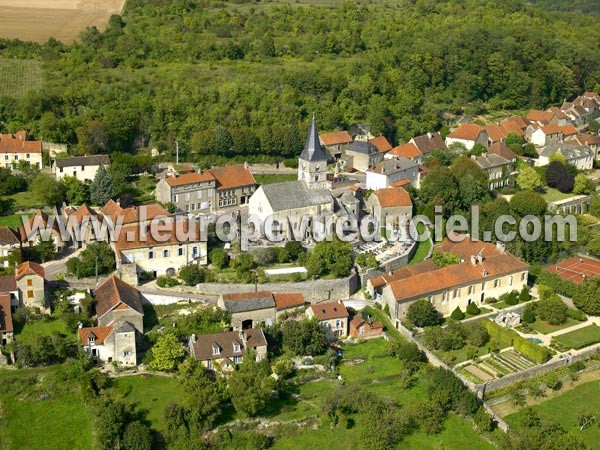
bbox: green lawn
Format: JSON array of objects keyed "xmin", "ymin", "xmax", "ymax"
[
  {"xmin": 529, "ymin": 317, "xmax": 580, "ymax": 335},
  {"xmin": 0, "ymin": 214, "xmax": 26, "ymax": 228},
  {"xmin": 541, "ymin": 187, "xmax": 574, "ymax": 203},
  {"xmin": 113, "ymin": 375, "xmax": 186, "ymax": 432},
  {"xmin": 254, "ymin": 173, "xmax": 298, "ymax": 185},
  {"xmin": 0, "ymin": 365, "xmax": 93, "ymax": 450},
  {"xmin": 506, "ymin": 381, "xmax": 600, "ymax": 448},
  {"xmin": 14, "ymin": 318, "xmax": 76, "ymax": 345},
  {"xmin": 408, "ymin": 223, "xmax": 431, "ymax": 265},
  {"xmin": 4, "ymin": 191, "xmax": 46, "ymax": 212},
  {"xmin": 554, "ymin": 324, "xmax": 600, "ymax": 349},
  {"xmin": 465, "ymin": 307, "xmax": 492, "ymax": 319},
  {"xmin": 0, "ymin": 58, "xmax": 44, "ymax": 98}
]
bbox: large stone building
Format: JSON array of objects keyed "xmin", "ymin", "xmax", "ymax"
[
  {"xmin": 373, "ymin": 236, "xmax": 529, "ymax": 328},
  {"xmin": 365, "ymin": 157, "xmax": 420, "ymax": 190},
  {"xmin": 472, "ymin": 151, "xmax": 514, "ymax": 190},
  {"xmin": 53, "ymin": 155, "xmax": 110, "ymax": 182},
  {"xmin": 217, "ymin": 291, "xmax": 305, "ymax": 329},
  {"xmin": 319, "ymin": 130, "xmax": 353, "ymax": 159},
  {"xmin": 155, "ymin": 164, "xmax": 256, "ymax": 213},
  {"xmin": 344, "ymin": 140, "xmax": 384, "ymax": 172},
  {"xmin": 0, "ymin": 131, "xmax": 43, "ymax": 169},
  {"xmin": 188, "ymin": 329, "xmax": 268, "ymax": 372},
  {"xmin": 445, "ymin": 124, "xmax": 489, "ymax": 150},
  {"xmin": 19, "ymin": 210, "xmax": 68, "ymax": 252},
  {"xmin": 298, "ymin": 116, "xmax": 328, "ymax": 189},
  {"xmin": 537, "ymin": 142, "xmax": 595, "ymax": 170},
  {"xmin": 365, "ymin": 186, "xmax": 412, "ymax": 231},
  {"xmin": 94, "ymin": 275, "xmax": 144, "ymax": 333},
  {"xmin": 15, "ymin": 261, "xmax": 46, "ymax": 311},
  {"xmin": 306, "ymin": 300, "xmax": 349, "ymax": 340}
]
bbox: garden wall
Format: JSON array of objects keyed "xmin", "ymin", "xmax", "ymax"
[{"xmin": 194, "ymin": 273, "xmax": 358, "ymax": 303}]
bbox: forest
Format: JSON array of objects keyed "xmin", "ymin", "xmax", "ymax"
[{"xmin": 0, "ymin": 0, "xmax": 599, "ymax": 163}]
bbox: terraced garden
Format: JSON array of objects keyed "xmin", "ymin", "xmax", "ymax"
[{"xmin": 460, "ymin": 350, "xmax": 538, "ymax": 382}]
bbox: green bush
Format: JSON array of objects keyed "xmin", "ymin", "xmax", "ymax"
[
  {"xmin": 519, "ymin": 286, "xmax": 531, "ymax": 302},
  {"xmin": 156, "ymin": 276, "xmax": 179, "ymax": 288},
  {"xmin": 566, "ymin": 308, "xmax": 587, "ymax": 321},
  {"xmin": 537, "ymin": 284, "xmax": 553, "ymax": 301},
  {"xmin": 500, "ymin": 291, "xmax": 518, "ymax": 306},
  {"xmin": 466, "ymin": 302, "xmax": 480, "ymax": 316},
  {"xmin": 451, "ymin": 306, "xmax": 465, "ymax": 320},
  {"xmin": 522, "ymin": 304, "xmax": 536, "ymax": 324},
  {"xmin": 485, "ymin": 297, "xmax": 498, "ymax": 304}
]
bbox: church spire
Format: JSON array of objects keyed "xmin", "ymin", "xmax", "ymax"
[{"xmin": 299, "ymin": 114, "xmax": 326, "ymax": 162}]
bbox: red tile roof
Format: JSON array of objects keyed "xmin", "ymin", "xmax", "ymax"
[
  {"xmin": 93, "ymin": 275, "xmax": 143, "ymax": 319},
  {"xmin": 387, "ymin": 143, "xmax": 422, "ymax": 159},
  {"xmin": 114, "ymin": 219, "xmax": 204, "ymax": 254},
  {"xmin": 0, "ymin": 131, "xmax": 42, "ymax": 154},
  {"xmin": 0, "ymin": 275, "xmax": 16, "ymax": 293},
  {"xmin": 447, "ymin": 123, "xmax": 484, "ymax": 141},
  {"xmin": 559, "ymin": 125, "xmax": 578, "ymax": 136},
  {"xmin": 483, "ymin": 124, "xmax": 508, "ymax": 143},
  {"xmin": 0, "ymin": 293, "xmax": 13, "ymax": 333},
  {"xmin": 369, "ymin": 260, "xmax": 438, "ymax": 290},
  {"xmin": 0, "ymin": 226, "xmax": 20, "ymax": 245},
  {"xmin": 320, "ymin": 131, "xmax": 353, "ymax": 146},
  {"xmin": 373, "ymin": 186, "xmax": 412, "ymax": 208},
  {"xmin": 208, "ymin": 164, "xmax": 256, "ymax": 191},
  {"xmin": 501, "ymin": 116, "xmax": 530, "ymax": 131},
  {"xmin": 66, "ymin": 204, "xmax": 102, "ymax": 226},
  {"xmin": 101, "ymin": 202, "xmax": 170, "ymax": 225},
  {"xmin": 410, "ymin": 132, "xmax": 445, "ymax": 154},
  {"xmin": 390, "ymin": 178, "xmax": 411, "ymax": 188},
  {"xmin": 19, "ymin": 210, "xmax": 60, "ymax": 242},
  {"xmin": 15, "ymin": 261, "xmax": 44, "ymax": 280},
  {"xmin": 487, "ymin": 142, "xmax": 517, "ymax": 161},
  {"xmin": 526, "ymin": 110, "xmax": 555, "ymax": 124},
  {"xmin": 273, "ymin": 293, "xmax": 305, "ymax": 310},
  {"xmin": 569, "ymin": 134, "xmax": 600, "ymax": 146},
  {"xmin": 369, "ymin": 136, "xmax": 393, "ymax": 153},
  {"xmin": 541, "ymin": 123, "xmax": 562, "ymax": 135},
  {"xmin": 165, "ymin": 171, "xmax": 215, "ymax": 187},
  {"xmin": 78, "ymin": 325, "xmax": 114, "ymax": 345},
  {"xmin": 349, "ymin": 315, "xmax": 383, "ymax": 332},
  {"xmin": 499, "ymin": 120, "xmax": 525, "ymax": 137},
  {"xmin": 307, "ymin": 300, "xmax": 349, "ymax": 320}
]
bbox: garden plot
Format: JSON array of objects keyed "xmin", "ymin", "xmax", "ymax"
[{"xmin": 478, "ymin": 350, "xmax": 538, "ymax": 378}]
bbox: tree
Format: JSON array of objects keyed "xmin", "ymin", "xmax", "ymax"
[
  {"xmin": 36, "ymin": 234, "xmax": 57, "ymax": 262},
  {"xmin": 590, "ymin": 196, "xmax": 600, "ymax": 218},
  {"xmin": 419, "ymin": 166, "xmax": 460, "ymax": 215},
  {"xmin": 546, "ymin": 161, "xmax": 574, "ymax": 193},
  {"xmin": 228, "ymin": 358, "xmax": 275, "ymax": 417},
  {"xmin": 516, "ymin": 166, "xmax": 543, "ymax": 191},
  {"xmin": 536, "ymin": 295, "xmax": 568, "ymax": 325},
  {"xmin": 451, "ymin": 306, "xmax": 465, "ymax": 320},
  {"xmin": 519, "ymin": 286, "xmax": 531, "ymax": 302},
  {"xmin": 505, "ymin": 132, "xmax": 524, "ymax": 154},
  {"xmin": 458, "ymin": 173, "xmax": 487, "ymax": 208},
  {"xmin": 90, "ymin": 165, "xmax": 114, "ymax": 206},
  {"xmin": 432, "ymin": 251, "xmax": 460, "ymax": 268},
  {"xmin": 510, "ymin": 190, "xmax": 547, "ymax": 217},
  {"xmin": 282, "ymin": 319, "xmax": 328, "ymax": 356},
  {"xmin": 209, "ymin": 248, "xmax": 227, "ymax": 269},
  {"xmin": 305, "ymin": 238, "xmax": 353, "ymax": 278},
  {"xmin": 149, "ymin": 333, "xmax": 185, "ymax": 372},
  {"xmin": 407, "ymin": 299, "xmax": 440, "ymax": 327},
  {"xmin": 65, "ymin": 242, "xmax": 115, "ymax": 278},
  {"xmin": 573, "ymin": 174, "xmax": 595, "ymax": 195},
  {"xmin": 359, "ymin": 399, "xmax": 413, "ymax": 450},
  {"xmin": 179, "ymin": 265, "xmax": 205, "ymax": 286},
  {"xmin": 61, "ymin": 175, "xmax": 90, "ymax": 205},
  {"xmin": 522, "ymin": 303, "xmax": 536, "ymax": 323},
  {"xmin": 30, "ymin": 173, "xmax": 64, "ymax": 205},
  {"xmin": 573, "ymin": 277, "xmax": 600, "ymax": 315},
  {"xmin": 77, "ymin": 119, "xmax": 109, "ymax": 154},
  {"xmin": 210, "ymin": 126, "xmax": 234, "ymax": 155},
  {"xmin": 466, "ymin": 302, "xmax": 481, "ymax": 316},
  {"xmin": 178, "ymin": 361, "xmax": 221, "ymax": 433},
  {"xmin": 122, "ymin": 421, "xmax": 152, "ymax": 450},
  {"xmin": 451, "ymin": 155, "xmax": 488, "ymax": 188}
]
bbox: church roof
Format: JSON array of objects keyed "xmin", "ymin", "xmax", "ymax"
[
  {"xmin": 299, "ymin": 115, "xmax": 327, "ymax": 162},
  {"xmin": 259, "ymin": 181, "xmax": 333, "ymax": 212}
]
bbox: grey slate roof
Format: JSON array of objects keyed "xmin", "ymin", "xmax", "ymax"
[
  {"xmin": 222, "ymin": 294, "xmax": 276, "ymax": 313},
  {"xmin": 540, "ymin": 142, "xmax": 594, "ymax": 159},
  {"xmin": 339, "ymin": 190, "xmax": 359, "ymax": 205},
  {"xmin": 369, "ymin": 157, "xmax": 418, "ymax": 175},
  {"xmin": 474, "ymin": 153, "xmax": 510, "ymax": 170},
  {"xmin": 347, "ymin": 140, "xmax": 378, "ymax": 155},
  {"xmin": 260, "ymin": 181, "xmax": 333, "ymax": 212},
  {"xmin": 55, "ymin": 155, "xmax": 110, "ymax": 168},
  {"xmin": 299, "ymin": 116, "xmax": 327, "ymax": 162}
]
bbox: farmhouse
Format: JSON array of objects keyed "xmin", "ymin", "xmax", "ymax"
[
  {"xmin": 0, "ymin": 131, "xmax": 42, "ymax": 169},
  {"xmin": 188, "ymin": 329, "xmax": 268, "ymax": 372},
  {"xmin": 349, "ymin": 315, "xmax": 383, "ymax": 339},
  {"xmin": 306, "ymin": 300, "xmax": 349, "ymax": 340},
  {"xmin": 93, "ymin": 275, "xmax": 144, "ymax": 333},
  {"xmin": 365, "ymin": 157, "xmax": 420, "ymax": 190},
  {"xmin": 15, "ymin": 261, "xmax": 46, "ymax": 311},
  {"xmin": 53, "ymin": 155, "xmax": 110, "ymax": 182},
  {"xmin": 319, "ymin": 130, "xmax": 353, "ymax": 158},
  {"xmin": 78, "ymin": 321, "xmax": 138, "ymax": 366}
]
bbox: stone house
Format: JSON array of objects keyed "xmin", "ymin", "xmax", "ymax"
[
  {"xmin": 409, "ymin": 132, "xmax": 446, "ymax": 156},
  {"xmin": 19, "ymin": 210, "xmax": 68, "ymax": 252},
  {"xmin": 0, "ymin": 131, "xmax": 43, "ymax": 169},
  {"xmin": 78, "ymin": 321, "xmax": 138, "ymax": 366},
  {"xmin": 345, "ymin": 141, "xmax": 384, "ymax": 172},
  {"xmin": 319, "ymin": 130, "xmax": 353, "ymax": 159},
  {"xmin": 537, "ymin": 142, "xmax": 594, "ymax": 170},
  {"xmin": 94, "ymin": 275, "xmax": 144, "ymax": 334},
  {"xmin": 365, "ymin": 186, "xmax": 412, "ymax": 231},
  {"xmin": 100, "ymin": 200, "xmax": 170, "ymax": 227},
  {"xmin": 526, "ymin": 110, "xmax": 557, "ymax": 126},
  {"xmin": 529, "ymin": 123, "xmax": 563, "ymax": 147},
  {"xmin": 0, "ymin": 226, "xmax": 20, "ymax": 269},
  {"xmin": 188, "ymin": 329, "xmax": 268, "ymax": 372},
  {"xmin": 53, "ymin": 155, "xmax": 110, "ymax": 182},
  {"xmin": 306, "ymin": 300, "xmax": 349, "ymax": 339},
  {"xmin": 218, "ymin": 291, "xmax": 305, "ymax": 330},
  {"xmin": 365, "ymin": 157, "xmax": 420, "ymax": 190},
  {"xmin": 113, "ymin": 219, "xmax": 208, "ymax": 279},
  {"xmin": 63, "ymin": 204, "xmax": 104, "ymax": 248},
  {"xmin": 385, "ymin": 143, "xmax": 423, "ymax": 164},
  {"xmin": 368, "ymin": 136, "xmax": 393, "ymax": 154},
  {"xmin": 349, "ymin": 315, "xmax": 383, "ymax": 339},
  {"xmin": 567, "ymin": 134, "xmax": 600, "ymax": 160},
  {"xmin": 378, "ymin": 236, "xmax": 529, "ymax": 328},
  {"xmin": 0, "ymin": 293, "xmax": 14, "ymax": 345},
  {"xmin": 445, "ymin": 124, "xmax": 489, "ymax": 150},
  {"xmin": 15, "ymin": 261, "xmax": 46, "ymax": 311},
  {"xmin": 472, "ymin": 153, "xmax": 514, "ymax": 190}
]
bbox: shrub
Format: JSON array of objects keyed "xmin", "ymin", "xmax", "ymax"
[
  {"xmin": 179, "ymin": 265, "xmax": 205, "ymax": 286},
  {"xmin": 522, "ymin": 304, "xmax": 536, "ymax": 324},
  {"xmin": 156, "ymin": 276, "xmax": 179, "ymax": 288},
  {"xmin": 482, "ymin": 319, "xmax": 548, "ymax": 363},
  {"xmin": 537, "ymin": 284, "xmax": 553, "ymax": 301},
  {"xmin": 466, "ymin": 302, "xmax": 480, "ymax": 316},
  {"xmin": 536, "ymin": 295, "xmax": 568, "ymax": 325},
  {"xmin": 485, "ymin": 297, "xmax": 498, "ymax": 304},
  {"xmin": 500, "ymin": 291, "xmax": 518, "ymax": 306},
  {"xmin": 519, "ymin": 286, "xmax": 531, "ymax": 302},
  {"xmin": 407, "ymin": 299, "xmax": 440, "ymax": 327},
  {"xmin": 566, "ymin": 308, "xmax": 587, "ymax": 321},
  {"xmin": 451, "ymin": 306, "xmax": 465, "ymax": 321}
]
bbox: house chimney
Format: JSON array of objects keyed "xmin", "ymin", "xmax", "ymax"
[
  {"xmin": 191, "ymin": 333, "xmax": 196, "ymax": 342},
  {"xmin": 78, "ymin": 322, "xmax": 83, "ymax": 329},
  {"xmin": 244, "ymin": 161, "xmax": 249, "ymax": 170},
  {"xmin": 238, "ymin": 329, "xmax": 246, "ymax": 342},
  {"xmin": 470, "ymin": 255, "xmax": 477, "ymax": 265}
]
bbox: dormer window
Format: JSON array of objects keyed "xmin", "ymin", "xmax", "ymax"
[
  {"xmin": 212, "ymin": 344, "xmax": 221, "ymax": 355},
  {"xmin": 88, "ymin": 336, "xmax": 95, "ymax": 345},
  {"xmin": 233, "ymin": 343, "xmax": 241, "ymax": 353}
]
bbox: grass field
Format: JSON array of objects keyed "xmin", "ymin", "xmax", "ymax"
[
  {"xmin": 541, "ymin": 187, "xmax": 574, "ymax": 203},
  {"xmin": 408, "ymin": 223, "xmax": 431, "ymax": 265},
  {"xmin": 530, "ymin": 317, "xmax": 580, "ymax": 335},
  {"xmin": 254, "ymin": 173, "xmax": 298, "ymax": 185},
  {"xmin": 0, "ymin": 0, "xmax": 126, "ymax": 44},
  {"xmin": 0, "ymin": 214, "xmax": 26, "ymax": 228},
  {"xmin": 506, "ymin": 381, "xmax": 600, "ymax": 448},
  {"xmin": 0, "ymin": 58, "xmax": 44, "ymax": 98},
  {"xmin": 554, "ymin": 324, "xmax": 600, "ymax": 349},
  {"xmin": 13, "ymin": 318, "xmax": 76, "ymax": 345},
  {"xmin": 4, "ymin": 190, "xmax": 46, "ymax": 213}
]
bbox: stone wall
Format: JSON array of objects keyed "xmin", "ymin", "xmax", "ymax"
[{"xmin": 195, "ymin": 273, "xmax": 358, "ymax": 303}]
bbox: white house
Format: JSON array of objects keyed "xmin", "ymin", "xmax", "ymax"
[
  {"xmin": 0, "ymin": 131, "xmax": 43, "ymax": 169},
  {"xmin": 537, "ymin": 142, "xmax": 594, "ymax": 170},
  {"xmin": 365, "ymin": 157, "xmax": 420, "ymax": 190},
  {"xmin": 53, "ymin": 155, "xmax": 110, "ymax": 182},
  {"xmin": 445, "ymin": 124, "xmax": 489, "ymax": 150},
  {"xmin": 529, "ymin": 124, "xmax": 563, "ymax": 147}
]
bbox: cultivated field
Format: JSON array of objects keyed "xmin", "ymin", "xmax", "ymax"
[
  {"xmin": 0, "ymin": 0, "xmax": 126, "ymax": 43},
  {"xmin": 0, "ymin": 58, "xmax": 43, "ymax": 98}
]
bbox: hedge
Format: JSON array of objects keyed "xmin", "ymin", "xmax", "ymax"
[
  {"xmin": 536, "ymin": 270, "xmax": 577, "ymax": 298},
  {"xmin": 483, "ymin": 319, "xmax": 549, "ymax": 364}
]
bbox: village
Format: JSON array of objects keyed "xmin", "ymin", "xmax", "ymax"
[{"xmin": 1, "ymin": 90, "xmax": 600, "ymax": 448}]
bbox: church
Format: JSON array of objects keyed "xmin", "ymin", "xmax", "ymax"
[{"xmin": 248, "ymin": 116, "xmax": 338, "ymax": 240}]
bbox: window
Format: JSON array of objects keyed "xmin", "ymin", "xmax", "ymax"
[
  {"xmin": 335, "ymin": 320, "xmax": 341, "ymax": 327},
  {"xmin": 88, "ymin": 337, "xmax": 95, "ymax": 345},
  {"xmin": 233, "ymin": 343, "xmax": 241, "ymax": 352},
  {"xmin": 359, "ymin": 327, "xmax": 364, "ymax": 335},
  {"xmin": 27, "ymin": 290, "xmax": 34, "ymax": 298},
  {"xmin": 26, "ymin": 153, "xmax": 30, "ymax": 159},
  {"xmin": 177, "ymin": 247, "xmax": 184, "ymax": 256},
  {"xmin": 162, "ymin": 249, "xmax": 170, "ymax": 258},
  {"xmin": 123, "ymin": 351, "xmax": 131, "ymax": 357},
  {"xmin": 468, "ymin": 286, "xmax": 473, "ymax": 295},
  {"xmin": 185, "ymin": 205, "xmax": 189, "ymax": 212},
  {"xmin": 508, "ymin": 276, "xmax": 513, "ymax": 286},
  {"xmin": 81, "ymin": 165, "xmax": 85, "ymax": 171},
  {"xmin": 453, "ymin": 289, "xmax": 459, "ymax": 298},
  {"xmin": 3, "ymin": 155, "xmax": 7, "ymax": 160},
  {"xmin": 191, "ymin": 203, "xmax": 196, "ymax": 211},
  {"xmin": 148, "ymin": 250, "xmax": 154, "ymax": 259},
  {"xmin": 184, "ymin": 193, "xmax": 190, "ymax": 201},
  {"xmin": 27, "ymin": 279, "xmax": 33, "ymax": 286},
  {"xmin": 192, "ymin": 246, "xmax": 199, "ymax": 257},
  {"xmin": 233, "ymin": 356, "xmax": 243, "ymax": 364},
  {"xmin": 206, "ymin": 360, "xmax": 212, "ymax": 369},
  {"xmin": 494, "ymin": 279, "xmax": 500, "ymax": 288},
  {"xmin": 481, "ymin": 282, "xmax": 485, "ymax": 290},
  {"xmin": 172, "ymin": 195, "xmax": 178, "ymax": 203},
  {"xmin": 60, "ymin": 167, "xmax": 63, "ymax": 173},
  {"xmin": 14, "ymin": 155, "xmax": 18, "ymax": 160},
  {"xmin": 521, "ymin": 272, "xmax": 526, "ymax": 281},
  {"xmin": 212, "ymin": 345, "xmax": 220, "ymax": 355}
]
